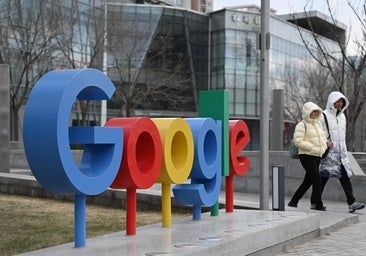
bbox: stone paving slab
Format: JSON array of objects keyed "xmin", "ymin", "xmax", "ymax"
[
  {"xmin": 18, "ymin": 210, "xmax": 320, "ymax": 256},
  {"xmin": 278, "ymin": 218, "xmax": 366, "ymax": 256}
]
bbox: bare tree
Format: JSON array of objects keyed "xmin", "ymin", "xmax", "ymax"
[
  {"xmin": 53, "ymin": 1, "xmax": 105, "ymax": 126},
  {"xmin": 289, "ymin": 0, "xmax": 366, "ymax": 150},
  {"xmin": 106, "ymin": 7, "xmax": 197, "ymax": 117},
  {"xmin": 0, "ymin": 0, "xmax": 61, "ymax": 141},
  {"xmin": 282, "ymin": 59, "xmax": 333, "ymax": 122}
]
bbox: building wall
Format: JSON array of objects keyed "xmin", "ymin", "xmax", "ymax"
[
  {"xmin": 191, "ymin": 0, "xmax": 213, "ymax": 13},
  {"xmin": 209, "ymin": 8, "xmax": 342, "ymax": 149}
]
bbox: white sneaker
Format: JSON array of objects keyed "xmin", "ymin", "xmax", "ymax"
[{"xmin": 349, "ymin": 202, "xmax": 365, "ymax": 213}]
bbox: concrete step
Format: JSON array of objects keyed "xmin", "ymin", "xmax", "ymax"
[
  {"xmin": 19, "ymin": 210, "xmax": 322, "ymax": 256},
  {"xmin": 352, "ymin": 152, "xmax": 366, "ymax": 173}
]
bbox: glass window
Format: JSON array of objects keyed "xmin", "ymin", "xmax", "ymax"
[
  {"xmin": 212, "ymin": 31, "xmax": 225, "ymax": 45},
  {"xmin": 246, "ymin": 89, "xmax": 257, "ymax": 103},
  {"xmin": 225, "ymin": 44, "xmax": 237, "ymax": 58},
  {"xmin": 236, "ymin": 88, "xmax": 244, "ymax": 102},
  {"xmin": 233, "ymin": 75, "xmax": 245, "ymax": 88},
  {"xmin": 225, "ymin": 30, "xmax": 236, "ymax": 44},
  {"xmin": 211, "ymin": 12, "xmax": 225, "ymax": 30},
  {"xmin": 245, "ymin": 103, "xmax": 257, "ymax": 116},
  {"xmin": 245, "ymin": 75, "xmax": 259, "ymax": 89},
  {"xmin": 225, "ymin": 59, "xmax": 236, "ymax": 70},
  {"xmin": 211, "ymin": 72, "xmax": 225, "ymax": 89},
  {"xmin": 225, "ymin": 74, "xmax": 235, "ymax": 89},
  {"xmin": 211, "ymin": 43, "xmax": 224, "ymax": 59},
  {"xmin": 229, "ymin": 102, "xmax": 234, "ymax": 114},
  {"xmin": 235, "ymin": 60, "xmax": 247, "ymax": 72},
  {"xmin": 235, "ymin": 102, "xmax": 245, "ymax": 115}
]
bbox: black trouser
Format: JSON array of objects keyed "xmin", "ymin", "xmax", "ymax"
[
  {"xmin": 290, "ymin": 154, "xmax": 324, "ymax": 209},
  {"xmin": 321, "ymin": 164, "xmax": 355, "ymax": 205}
]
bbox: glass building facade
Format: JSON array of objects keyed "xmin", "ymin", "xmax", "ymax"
[
  {"xmin": 2, "ymin": 1, "xmax": 345, "ymax": 149},
  {"xmin": 101, "ymin": 4, "xmax": 343, "ymax": 149},
  {"xmin": 104, "ymin": 4, "xmax": 209, "ymax": 118},
  {"xmin": 209, "ymin": 6, "xmax": 343, "ymax": 149}
]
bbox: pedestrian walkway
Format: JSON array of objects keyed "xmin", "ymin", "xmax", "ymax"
[
  {"xmin": 279, "ymin": 220, "xmax": 366, "ymax": 255},
  {"xmin": 277, "ymin": 199, "xmax": 366, "ymax": 255},
  {"xmin": 234, "ymin": 193, "xmax": 366, "ymax": 256}
]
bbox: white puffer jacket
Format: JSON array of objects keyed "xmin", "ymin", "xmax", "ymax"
[
  {"xmin": 294, "ymin": 102, "xmax": 328, "ymax": 157},
  {"xmin": 319, "ymin": 91, "xmax": 352, "ymax": 178}
]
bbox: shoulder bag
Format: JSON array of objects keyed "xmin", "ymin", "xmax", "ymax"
[
  {"xmin": 289, "ymin": 121, "xmax": 306, "ymax": 159},
  {"xmin": 321, "ymin": 113, "xmax": 331, "ymax": 159}
]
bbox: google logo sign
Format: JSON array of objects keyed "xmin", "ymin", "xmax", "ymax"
[{"xmin": 23, "ymin": 69, "xmax": 250, "ymax": 247}]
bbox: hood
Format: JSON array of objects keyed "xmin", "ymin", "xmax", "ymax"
[
  {"xmin": 326, "ymin": 91, "xmax": 349, "ymax": 113},
  {"xmin": 302, "ymin": 102, "xmax": 323, "ymax": 122}
]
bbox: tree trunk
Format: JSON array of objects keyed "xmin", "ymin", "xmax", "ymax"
[{"xmin": 12, "ymin": 108, "xmax": 19, "ymax": 141}]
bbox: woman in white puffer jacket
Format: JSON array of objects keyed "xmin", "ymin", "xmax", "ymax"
[
  {"xmin": 319, "ymin": 91, "xmax": 365, "ymax": 213},
  {"xmin": 288, "ymin": 102, "xmax": 328, "ymax": 211}
]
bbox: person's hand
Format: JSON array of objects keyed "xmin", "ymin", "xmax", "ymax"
[{"xmin": 326, "ymin": 141, "xmax": 333, "ymax": 148}]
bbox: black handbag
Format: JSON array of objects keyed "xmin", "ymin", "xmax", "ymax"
[{"xmin": 321, "ymin": 113, "xmax": 331, "ymax": 159}]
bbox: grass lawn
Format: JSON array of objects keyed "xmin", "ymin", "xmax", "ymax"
[{"xmin": 0, "ymin": 193, "xmax": 189, "ymax": 256}]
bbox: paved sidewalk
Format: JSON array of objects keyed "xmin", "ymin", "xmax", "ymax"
[
  {"xmin": 279, "ymin": 221, "xmax": 366, "ymax": 255},
  {"xmin": 231, "ymin": 192, "xmax": 366, "ymax": 255},
  {"xmin": 277, "ymin": 199, "xmax": 366, "ymax": 255}
]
